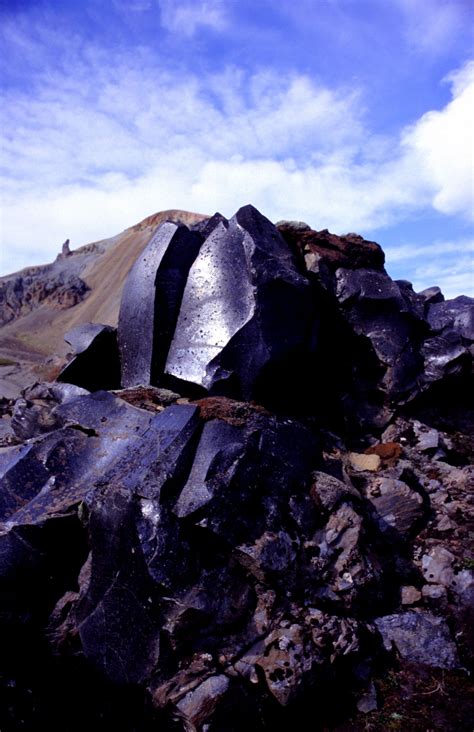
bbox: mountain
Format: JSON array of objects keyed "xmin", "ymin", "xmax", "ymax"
[{"xmin": 0, "ymin": 210, "xmax": 208, "ymax": 397}]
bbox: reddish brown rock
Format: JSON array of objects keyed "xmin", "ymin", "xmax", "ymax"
[
  {"xmin": 365, "ymin": 442, "xmax": 403, "ymax": 466},
  {"xmin": 192, "ymin": 395, "xmax": 270, "ymax": 426},
  {"xmin": 276, "ymin": 222, "xmax": 385, "ymax": 272}
]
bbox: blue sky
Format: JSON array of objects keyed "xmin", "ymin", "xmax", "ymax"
[{"xmin": 0, "ymin": 0, "xmax": 473, "ymax": 296}]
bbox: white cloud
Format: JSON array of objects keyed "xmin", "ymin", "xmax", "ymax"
[
  {"xmin": 411, "ymin": 255, "xmax": 474, "ymax": 299},
  {"xmin": 384, "ymin": 238, "xmax": 474, "ymax": 297},
  {"xmin": 0, "ymin": 33, "xmax": 473, "ymax": 294},
  {"xmin": 384, "ymin": 238, "xmax": 474, "ymax": 263},
  {"xmin": 158, "ymin": 0, "xmax": 227, "ymax": 36},
  {"xmin": 395, "ymin": 0, "xmax": 469, "ymax": 54},
  {"xmin": 401, "ymin": 60, "xmax": 474, "ymax": 219}
]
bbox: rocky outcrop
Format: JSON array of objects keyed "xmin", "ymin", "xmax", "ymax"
[
  {"xmin": 276, "ymin": 221, "xmax": 386, "ymax": 272},
  {"xmin": 163, "ymin": 206, "xmax": 314, "ymax": 400},
  {"xmin": 0, "ymin": 205, "xmax": 472, "ymax": 730},
  {"xmin": 0, "ymin": 267, "xmax": 89, "ymax": 326}
]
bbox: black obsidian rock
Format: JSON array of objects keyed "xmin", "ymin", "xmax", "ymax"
[
  {"xmin": 165, "ymin": 205, "xmax": 315, "ymax": 401},
  {"xmin": 421, "ymin": 295, "xmax": 474, "ymax": 389},
  {"xmin": 58, "ymin": 323, "xmax": 120, "ymax": 392},
  {"xmin": 2, "ymin": 204, "xmax": 473, "ymax": 730},
  {"xmin": 118, "ymin": 222, "xmax": 204, "ymax": 388}
]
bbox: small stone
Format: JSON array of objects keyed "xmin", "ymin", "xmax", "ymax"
[
  {"xmin": 425, "ymin": 479, "xmax": 442, "ymax": 494},
  {"xmin": 365, "ymin": 442, "xmax": 403, "ymax": 465},
  {"xmin": 452, "ymin": 569, "xmax": 474, "ymax": 605},
  {"xmin": 175, "ymin": 675, "xmax": 230, "ymax": 731},
  {"xmin": 436, "ymin": 515, "xmax": 455, "ymax": 532},
  {"xmin": 422, "ymin": 546, "xmax": 455, "ymax": 587},
  {"xmin": 365, "ymin": 478, "xmax": 424, "ymax": 537},
  {"xmin": 348, "ymin": 453, "xmax": 381, "ymax": 472},
  {"xmin": 401, "ymin": 586, "xmax": 421, "ymax": 605},
  {"xmin": 310, "ymin": 471, "xmax": 359, "ymax": 511},
  {"xmin": 356, "ymin": 681, "xmax": 378, "ymax": 713},
  {"xmin": 413, "ymin": 421, "xmax": 439, "ymax": 451},
  {"xmin": 422, "ymin": 584, "xmax": 447, "ymax": 600}
]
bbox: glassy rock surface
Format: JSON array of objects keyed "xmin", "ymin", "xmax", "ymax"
[{"xmin": 1, "ymin": 205, "xmax": 472, "ymax": 730}]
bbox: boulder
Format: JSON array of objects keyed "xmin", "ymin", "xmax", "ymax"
[
  {"xmin": 165, "ymin": 205, "xmax": 314, "ymax": 401},
  {"xmin": 375, "ymin": 611, "xmax": 460, "ymax": 669},
  {"xmin": 421, "ymin": 296, "xmax": 474, "ymax": 390},
  {"xmin": 277, "ymin": 222, "xmax": 385, "ymax": 272},
  {"xmin": 58, "ymin": 323, "xmax": 120, "ymax": 392},
  {"xmin": 118, "ymin": 221, "xmax": 204, "ymax": 388},
  {"xmin": 1, "ymin": 204, "xmax": 473, "ymax": 729},
  {"xmin": 334, "ymin": 268, "xmax": 424, "ymax": 409}
]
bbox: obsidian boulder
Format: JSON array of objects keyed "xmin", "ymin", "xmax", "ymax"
[
  {"xmin": 58, "ymin": 323, "xmax": 120, "ymax": 392},
  {"xmin": 118, "ymin": 222, "xmax": 205, "ymax": 388},
  {"xmin": 165, "ymin": 205, "xmax": 315, "ymax": 401}
]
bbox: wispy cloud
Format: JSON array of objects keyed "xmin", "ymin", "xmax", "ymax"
[
  {"xmin": 384, "ymin": 238, "xmax": 474, "ymax": 298},
  {"xmin": 394, "ymin": 0, "xmax": 471, "ymax": 55},
  {"xmin": 158, "ymin": 0, "xmax": 228, "ymax": 36},
  {"xmin": 0, "ymin": 17, "xmax": 473, "ymax": 294},
  {"xmin": 385, "ymin": 238, "xmax": 474, "ymax": 263},
  {"xmin": 411, "ymin": 254, "xmax": 474, "ymax": 299}
]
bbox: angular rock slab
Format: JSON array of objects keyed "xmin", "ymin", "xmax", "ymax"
[
  {"xmin": 165, "ymin": 205, "xmax": 313, "ymax": 400},
  {"xmin": 58, "ymin": 323, "xmax": 120, "ymax": 392},
  {"xmin": 375, "ymin": 611, "xmax": 460, "ymax": 669},
  {"xmin": 421, "ymin": 295, "xmax": 474, "ymax": 389},
  {"xmin": 0, "ymin": 392, "xmax": 198, "ymax": 529},
  {"xmin": 118, "ymin": 222, "xmax": 204, "ymax": 388},
  {"xmin": 332, "ymin": 268, "xmax": 426, "ymax": 427},
  {"xmin": 426, "ymin": 295, "xmax": 474, "ymax": 340},
  {"xmin": 1, "ymin": 392, "xmax": 202, "ymax": 687}
]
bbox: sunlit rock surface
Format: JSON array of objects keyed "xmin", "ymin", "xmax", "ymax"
[{"xmin": 0, "ymin": 205, "xmax": 472, "ymax": 730}]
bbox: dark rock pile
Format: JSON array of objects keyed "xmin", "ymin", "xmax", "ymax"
[{"xmin": 0, "ymin": 206, "xmax": 473, "ymax": 730}]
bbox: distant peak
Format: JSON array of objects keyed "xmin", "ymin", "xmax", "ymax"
[{"xmin": 129, "ymin": 209, "xmax": 209, "ymax": 232}]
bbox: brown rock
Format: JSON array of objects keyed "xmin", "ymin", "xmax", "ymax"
[
  {"xmin": 365, "ymin": 442, "xmax": 403, "ymax": 466},
  {"xmin": 276, "ymin": 222, "xmax": 385, "ymax": 272},
  {"xmin": 401, "ymin": 585, "xmax": 422, "ymax": 605},
  {"xmin": 193, "ymin": 396, "xmax": 270, "ymax": 426}
]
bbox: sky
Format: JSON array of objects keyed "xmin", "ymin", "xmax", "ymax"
[{"xmin": 0, "ymin": 0, "xmax": 473, "ymax": 297}]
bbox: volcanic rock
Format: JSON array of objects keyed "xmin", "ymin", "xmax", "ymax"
[
  {"xmin": 118, "ymin": 222, "xmax": 204, "ymax": 388},
  {"xmin": 375, "ymin": 611, "xmax": 460, "ymax": 669},
  {"xmin": 164, "ymin": 205, "xmax": 314, "ymax": 401},
  {"xmin": 0, "ymin": 268, "xmax": 89, "ymax": 327},
  {"xmin": 362, "ymin": 477, "xmax": 426, "ymax": 539},
  {"xmin": 58, "ymin": 323, "xmax": 120, "ymax": 392},
  {"xmin": 1, "ymin": 204, "xmax": 473, "ymax": 730},
  {"xmin": 418, "ymin": 285, "xmax": 444, "ymax": 305},
  {"xmin": 276, "ymin": 222, "xmax": 385, "ymax": 272},
  {"xmin": 11, "ymin": 381, "xmax": 89, "ymax": 440}
]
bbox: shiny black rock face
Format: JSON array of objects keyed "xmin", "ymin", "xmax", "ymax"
[{"xmin": 2, "ymin": 206, "xmax": 472, "ymax": 731}]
